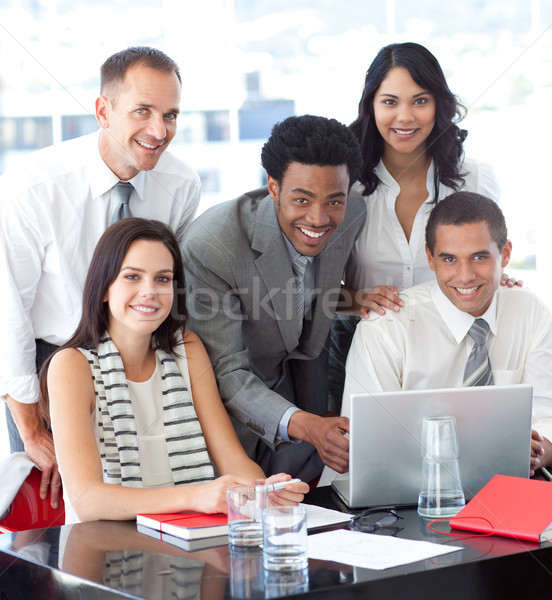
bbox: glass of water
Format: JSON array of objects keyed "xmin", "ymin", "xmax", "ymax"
[
  {"xmin": 227, "ymin": 485, "xmax": 268, "ymax": 547},
  {"xmin": 417, "ymin": 416, "xmax": 466, "ymax": 518},
  {"xmin": 262, "ymin": 505, "xmax": 308, "ymax": 572}
]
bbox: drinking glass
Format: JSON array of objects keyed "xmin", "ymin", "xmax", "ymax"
[
  {"xmin": 227, "ymin": 485, "xmax": 268, "ymax": 547},
  {"xmin": 262, "ymin": 505, "xmax": 308, "ymax": 572},
  {"xmin": 417, "ymin": 416, "xmax": 465, "ymax": 518}
]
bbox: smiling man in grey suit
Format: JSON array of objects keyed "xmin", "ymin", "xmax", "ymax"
[{"xmin": 182, "ymin": 115, "xmax": 366, "ymax": 480}]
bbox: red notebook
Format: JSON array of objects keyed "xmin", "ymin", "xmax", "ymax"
[
  {"xmin": 137, "ymin": 511, "xmax": 228, "ymax": 540},
  {"xmin": 449, "ymin": 474, "xmax": 552, "ymax": 543}
]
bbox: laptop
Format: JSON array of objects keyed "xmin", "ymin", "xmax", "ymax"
[{"xmin": 331, "ymin": 384, "xmax": 533, "ymax": 509}]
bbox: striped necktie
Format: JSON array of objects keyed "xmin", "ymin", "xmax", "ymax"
[
  {"xmin": 110, "ymin": 181, "xmax": 134, "ymax": 224},
  {"xmin": 463, "ymin": 318, "xmax": 494, "ymax": 387},
  {"xmin": 292, "ymin": 255, "xmax": 309, "ymax": 338}
]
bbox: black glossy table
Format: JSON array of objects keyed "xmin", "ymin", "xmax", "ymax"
[{"xmin": 0, "ymin": 486, "xmax": 551, "ymax": 599}]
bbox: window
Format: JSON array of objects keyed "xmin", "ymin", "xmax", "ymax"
[{"xmin": 0, "ymin": 0, "xmax": 550, "ymax": 302}]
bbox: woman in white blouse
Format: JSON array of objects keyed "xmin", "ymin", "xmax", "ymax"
[{"xmin": 329, "ymin": 42, "xmax": 508, "ymax": 409}]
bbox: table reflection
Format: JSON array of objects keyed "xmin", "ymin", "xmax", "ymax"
[
  {"xmin": 62, "ymin": 520, "xmax": 228, "ymax": 600},
  {"xmin": 0, "ymin": 519, "xmax": 352, "ymax": 600},
  {"xmin": 228, "ymin": 546, "xmax": 313, "ymax": 599}
]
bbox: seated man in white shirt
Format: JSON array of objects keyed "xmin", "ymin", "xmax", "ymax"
[{"xmin": 343, "ymin": 191, "xmax": 552, "ymax": 475}]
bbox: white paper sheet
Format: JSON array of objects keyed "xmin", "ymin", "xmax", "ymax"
[
  {"xmin": 308, "ymin": 529, "xmax": 461, "ymax": 570},
  {"xmin": 304, "ymin": 503, "xmax": 352, "ymax": 531}
]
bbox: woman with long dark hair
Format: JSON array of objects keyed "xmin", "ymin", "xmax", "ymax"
[
  {"xmin": 329, "ymin": 42, "xmax": 504, "ymax": 410},
  {"xmin": 350, "ymin": 41, "xmax": 501, "ymax": 308},
  {"xmin": 39, "ymin": 218, "xmax": 307, "ymax": 523}
]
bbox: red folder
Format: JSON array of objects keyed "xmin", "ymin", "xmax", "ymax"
[{"xmin": 449, "ymin": 474, "xmax": 552, "ymax": 542}]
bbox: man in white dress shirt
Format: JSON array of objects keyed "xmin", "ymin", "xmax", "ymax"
[
  {"xmin": 0, "ymin": 46, "xmax": 201, "ymax": 507},
  {"xmin": 343, "ymin": 192, "xmax": 552, "ymax": 475}
]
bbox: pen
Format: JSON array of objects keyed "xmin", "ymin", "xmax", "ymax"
[
  {"xmin": 265, "ymin": 478, "xmax": 302, "ymax": 492},
  {"xmin": 541, "ymin": 467, "xmax": 552, "ymax": 482}
]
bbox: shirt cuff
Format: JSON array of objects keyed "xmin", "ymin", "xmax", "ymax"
[
  {"xmin": 277, "ymin": 406, "xmax": 301, "ymax": 443},
  {"xmin": 0, "ymin": 374, "xmax": 39, "ymax": 404}
]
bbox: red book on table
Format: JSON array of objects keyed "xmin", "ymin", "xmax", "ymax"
[
  {"xmin": 449, "ymin": 474, "xmax": 552, "ymax": 542},
  {"xmin": 137, "ymin": 511, "xmax": 228, "ymax": 540}
]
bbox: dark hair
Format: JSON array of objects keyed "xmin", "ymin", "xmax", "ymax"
[
  {"xmin": 426, "ymin": 192, "xmax": 508, "ymax": 255},
  {"xmin": 100, "ymin": 46, "xmax": 181, "ymax": 95},
  {"xmin": 350, "ymin": 42, "xmax": 467, "ymax": 198},
  {"xmin": 261, "ymin": 114, "xmax": 362, "ymax": 187},
  {"xmin": 38, "ymin": 218, "xmax": 186, "ymax": 424}
]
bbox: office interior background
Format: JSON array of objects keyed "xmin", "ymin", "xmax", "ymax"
[{"xmin": 0, "ymin": 0, "xmax": 551, "ymax": 455}]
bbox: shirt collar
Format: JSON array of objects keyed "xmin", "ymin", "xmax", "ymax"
[
  {"xmin": 375, "ymin": 159, "xmax": 436, "ymax": 205},
  {"xmin": 374, "ymin": 160, "xmax": 398, "ymax": 190},
  {"xmin": 431, "ymin": 281, "xmax": 497, "ymax": 343},
  {"xmin": 86, "ymin": 130, "xmax": 146, "ymax": 201},
  {"xmin": 281, "ymin": 234, "xmax": 314, "ymax": 265},
  {"xmin": 424, "ymin": 160, "xmax": 436, "ymax": 202}
]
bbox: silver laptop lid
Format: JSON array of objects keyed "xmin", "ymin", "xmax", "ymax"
[{"xmin": 337, "ymin": 384, "xmax": 532, "ymax": 509}]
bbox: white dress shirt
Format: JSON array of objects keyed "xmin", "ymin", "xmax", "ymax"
[
  {"xmin": 343, "ymin": 282, "xmax": 552, "ymax": 441},
  {"xmin": 0, "ymin": 130, "xmax": 200, "ymax": 404},
  {"xmin": 344, "ymin": 157, "xmax": 500, "ymax": 292}
]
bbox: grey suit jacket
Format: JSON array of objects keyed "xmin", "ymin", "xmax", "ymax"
[{"xmin": 181, "ymin": 186, "xmax": 366, "ymax": 460}]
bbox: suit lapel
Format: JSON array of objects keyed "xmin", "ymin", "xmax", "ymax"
[{"xmin": 252, "ymin": 195, "xmax": 300, "ymax": 353}]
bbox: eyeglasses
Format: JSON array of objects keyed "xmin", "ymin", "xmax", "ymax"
[{"xmin": 348, "ymin": 507, "xmax": 404, "ymax": 536}]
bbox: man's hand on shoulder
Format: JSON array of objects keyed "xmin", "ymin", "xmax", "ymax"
[
  {"xmin": 5, "ymin": 396, "xmax": 61, "ymax": 509},
  {"xmin": 288, "ymin": 411, "xmax": 349, "ymax": 473}
]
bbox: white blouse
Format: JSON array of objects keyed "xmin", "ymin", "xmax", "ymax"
[
  {"xmin": 125, "ymin": 355, "xmax": 173, "ymax": 488},
  {"xmin": 344, "ymin": 157, "xmax": 500, "ymax": 293}
]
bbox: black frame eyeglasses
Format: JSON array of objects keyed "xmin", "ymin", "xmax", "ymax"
[{"xmin": 348, "ymin": 506, "xmax": 404, "ymax": 536}]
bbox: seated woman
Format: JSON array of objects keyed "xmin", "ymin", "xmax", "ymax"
[{"xmin": 39, "ymin": 218, "xmax": 308, "ymax": 523}]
